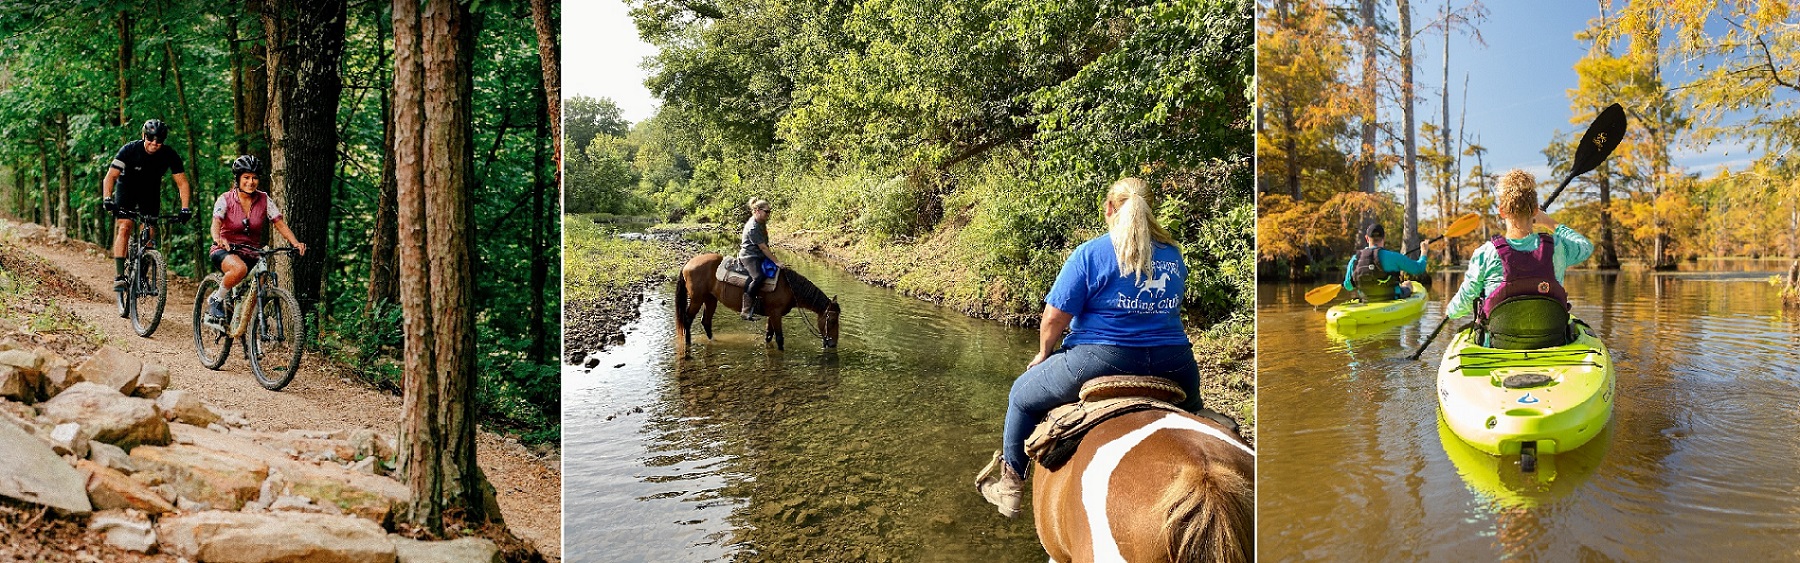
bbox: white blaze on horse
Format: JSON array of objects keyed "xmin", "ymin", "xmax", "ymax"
[{"xmin": 1027, "ymin": 379, "xmax": 1254, "ymax": 563}]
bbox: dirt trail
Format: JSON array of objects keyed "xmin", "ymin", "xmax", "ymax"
[{"xmin": 8, "ymin": 225, "xmax": 560, "ymax": 560}]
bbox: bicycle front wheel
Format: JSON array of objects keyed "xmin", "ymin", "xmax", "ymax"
[
  {"xmin": 193, "ymin": 274, "xmax": 231, "ymax": 370},
  {"xmin": 129, "ymin": 249, "xmax": 168, "ymax": 337},
  {"xmin": 247, "ymin": 287, "xmax": 304, "ymax": 391}
]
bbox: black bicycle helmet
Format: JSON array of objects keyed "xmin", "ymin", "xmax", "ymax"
[
  {"xmin": 142, "ymin": 119, "xmax": 169, "ymax": 142},
  {"xmin": 231, "ymin": 155, "xmax": 263, "ymax": 177}
]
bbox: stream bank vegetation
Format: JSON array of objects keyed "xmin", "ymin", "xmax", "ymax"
[{"xmin": 567, "ymin": 0, "xmax": 1257, "ymax": 426}]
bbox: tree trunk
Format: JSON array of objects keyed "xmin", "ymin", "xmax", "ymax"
[
  {"xmin": 262, "ymin": 0, "xmax": 346, "ymax": 318},
  {"xmin": 1596, "ymin": 167, "xmax": 1620, "ymax": 268},
  {"xmin": 529, "ymin": 0, "xmax": 561, "ymax": 182},
  {"xmin": 53, "ymin": 116, "xmax": 73, "ymax": 232},
  {"xmin": 236, "ymin": 2, "xmax": 272, "ymax": 165},
  {"xmin": 1358, "ymin": 0, "xmax": 1378, "ymax": 195},
  {"xmin": 162, "ymin": 37, "xmax": 204, "ymax": 272},
  {"xmin": 529, "ymin": 78, "xmax": 549, "ymax": 364},
  {"xmin": 1398, "ymin": 0, "xmax": 1420, "ymax": 252},
  {"xmin": 37, "ymin": 146, "xmax": 51, "ymax": 227},
  {"xmin": 117, "ymin": 11, "xmax": 133, "ymax": 127},
  {"xmin": 1439, "ymin": 17, "xmax": 1453, "ymax": 265},
  {"xmin": 367, "ymin": 16, "xmax": 400, "ymax": 313},
  {"xmin": 393, "ymin": 0, "xmax": 498, "ymax": 535}
]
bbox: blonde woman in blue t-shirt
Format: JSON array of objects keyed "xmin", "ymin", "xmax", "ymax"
[{"xmin": 973, "ymin": 178, "xmax": 1204, "ymax": 517}]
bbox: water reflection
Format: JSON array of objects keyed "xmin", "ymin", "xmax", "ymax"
[{"xmin": 1260, "ymin": 262, "xmax": 1800, "ymax": 560}]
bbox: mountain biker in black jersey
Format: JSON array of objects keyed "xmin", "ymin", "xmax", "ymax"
[{"xmin": 101, "ymin": 119, "xmax": 194, "ymax": 291}]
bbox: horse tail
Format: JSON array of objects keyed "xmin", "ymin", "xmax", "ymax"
[
  {"xmin": 675, "ymin": 270, "xmax": 691, "ymax": 329},
  {"xmin": 1156, "ymin": 459, "xmax": 1253, "ymax": 563}
]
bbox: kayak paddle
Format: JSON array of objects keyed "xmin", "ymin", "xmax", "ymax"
[
  {"xmin": 1304, "ymin": 284, "xmax": 1343, "ymax": 306},
  {"xmin": 1542, "ymin": 102, "xmax": 1627, "ymax": 211},
  {"xmin": 1407, "ymin": 103, "xmax": 1629, "ymax": 361},
  {"xmin": 1404, "ymin": 212, "xmax": 1483, "ymax": 257}
]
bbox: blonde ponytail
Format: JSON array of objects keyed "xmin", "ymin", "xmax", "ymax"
[{"xmin": 1106, "ymin": 178, "xmax": 1177, "ymax": 281}]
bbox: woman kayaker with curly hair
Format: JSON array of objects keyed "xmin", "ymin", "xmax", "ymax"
[
  {"xmin": 973, "ymin": 177, "xmax": 1209, "ymax": 517},
  {"xmin": 1446, "ymin": 169, "xmax": 1593, "ymax": 346}
]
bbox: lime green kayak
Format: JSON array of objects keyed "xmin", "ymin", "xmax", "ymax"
[
  {"xmin": 1436, "ymin": 320, "xmax": 1613, "ymax": 458},
  {"xmin": 1325, "ymin": 281, "xmax": 1427, "ymax": 328},
  {"xmin": 1438, "ymin": 416, "xmax": 1610, "ymax": 509}
]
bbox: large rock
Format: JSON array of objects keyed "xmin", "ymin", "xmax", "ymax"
[
  {"xmin": 37, "ymin": 348, "xmax": 75, "ymax": 398},
  {"xmin": 391, "ymin": 536, "xmax": 502, "ymax": 563},
  {"xmin": 91, "ymin": 508, "xmax": 157, "ymax": 553},
  {"xmin": 172, "ymin": 424, "xmax": 409, "ymax": 526},
  {"xmin": 73, "ymin": 346, "xmax": 143, "ymax": 396},
  {"xmin": 39, "ymin": 382, "xmax": 170, "ymax": 449},
  {"xmin": 157, "ymin": 390, "xmax": 222, "ymax": 427},
  {"xmin": 48, "ymin": 421, "xmax": 88, "ymax": 457},
  {"xmin": 130, "ymin": 444, "xmax": 269, "ymax": 510},
  {"xmin": 278, "ymin": 466, "xmax": 410, "ymax": 526},
  {"xmin": 349, "ymin": 429, "xmax": 396, "ymax": 461},
  {"xmin": 0, "ymin": 365, "xmax": 34, "ymax": 402},
  {"xmin": 76, "ymin": 459, "xmax": 176, "ymax": 514},
  {"xmin": 157, "ymin": 511, "xmax": 398, "ymax": 563},
  {"xmin": 88, "ymin": 440, "xmax": 137, "ymax": 472},
  {"xmin": 0, "ymin": 348, "xmax": 45, "ymax": 374},
  {"xmin": 0, "ymin": 414, "xmax": 92, "ymax": 514},
  {"xmin": 134, "ymin": 362, "xmax": 170, "ymax": 399}
]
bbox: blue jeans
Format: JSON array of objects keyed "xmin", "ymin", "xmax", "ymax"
[{"xmin": 1002, "ymin": 344, "xmax": 1200, "ymax": 475}]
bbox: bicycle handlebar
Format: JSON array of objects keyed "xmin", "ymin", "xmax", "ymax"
[
  {"xmin": 227, "ymin": 244, "xmax": 300, "ymax": 257},
  {"xmin": 112, "ymin": 210, "xmax": 185, "ymax": 222}
]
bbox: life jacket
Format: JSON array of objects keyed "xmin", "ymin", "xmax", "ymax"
[
  {"xmin": 1480, "ymin": 234, "xmax": 1568, "ymax": 316},
  {"xmin": 1352, "ymin": 246, "xmax": 1399, "ymax": 302},
  {"xmin": 1477, "ymin": 234, "xmax": 1572, "ymax": 349}
]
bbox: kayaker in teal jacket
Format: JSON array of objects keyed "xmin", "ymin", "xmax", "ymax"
[
  {"xmin": 1447, "ymin": 169, "xmax": 1594, "ymax": 320},
  {"xmin": 1343, "ymin": 223, "xmax": 1428, "ymax": 302}
]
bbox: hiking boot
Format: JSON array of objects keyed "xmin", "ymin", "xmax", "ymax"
[
  {"xmin": 741, "ymin": 292, "xmax": 758, "ymax": 321},
  {"xmin": 974, "ymin": 450, "xmax": 1024, "ymax": 518},
  {"xmin": 206, "ymin": 296, "xmax": 228, "ymax": 323},
  {"xmin": 113, "ymin": 276, "xmax": 128, "ymax": 292}
]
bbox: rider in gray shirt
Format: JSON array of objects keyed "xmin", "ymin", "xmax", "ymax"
[{"xmin": 740, "ymin": 198, "xmax": 774, "ymax": 320}]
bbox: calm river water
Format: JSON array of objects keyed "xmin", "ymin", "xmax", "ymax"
[
  {"xmin": 1258, "ymin": 262, "xmax": 1800, "ymax": 560},
  {"xmin": 564, "ymin": 248, "xmax": 1050, "ymax": 562}
]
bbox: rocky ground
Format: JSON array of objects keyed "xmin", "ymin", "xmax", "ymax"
[
  {"xmin": 0, "ymin": 219, "xmax": 558, "ymax": 561},
  {"xmin": 563, "ymin": 226, "xmax": 700, "ymax": 366}
]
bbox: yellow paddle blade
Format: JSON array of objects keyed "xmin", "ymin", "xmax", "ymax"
[
  {"xmin": 1304, "ymin": 284, "xmax": 1341, "ymax": 306},
  {"xmin": 1445, "ymin": 212, "xmax": 1482, "ymax": 238}
]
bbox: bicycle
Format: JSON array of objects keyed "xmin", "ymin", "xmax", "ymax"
[
  {"xmin": 192, "ymin": 244, "xmax": 305, "ymax": 391},
  {"xmin": 112, "ymin": 210, "xmax": 182, "ymax": 337}
]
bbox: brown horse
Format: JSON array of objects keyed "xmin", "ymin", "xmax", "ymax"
[
  {"xmin": 676, "ymin": 253, "xmax": 840, "ymax": 352},
  {"xmin": 1032, "ymin": 409, "xmax": 1255, "ymax": 563}
]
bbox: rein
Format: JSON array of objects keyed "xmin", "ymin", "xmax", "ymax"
[{"xmin": 782, "ymin": 270, "xmax": 831, "ymax": 340}]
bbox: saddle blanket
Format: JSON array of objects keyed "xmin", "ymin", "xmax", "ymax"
[
  {"xmin": 1026, "ymin": 396, "xmax": 1188, "ymax": 471},
  {"xmin": 716, "ymin": 256, "xmax": 780, "ymax": 293}
]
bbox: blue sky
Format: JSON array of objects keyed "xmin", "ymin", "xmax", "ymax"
[{"xmin": 1398, "ymin": 0, "xmax": 1764, "ymax": 192}]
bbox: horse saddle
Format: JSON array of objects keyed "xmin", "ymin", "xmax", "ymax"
[
  {"xmin": 1025, "ymin": 376, "xmax": 1191, "ymax": 471},
  {"xmin": 716, "ymin": 256, "xmax": 780, "ymax": 293}
]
